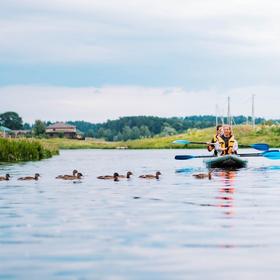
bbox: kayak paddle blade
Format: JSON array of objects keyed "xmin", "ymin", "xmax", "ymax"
[
  {"xmin": 172, "ymin": 140, "xmax": 190, "ymax": 145},
  {"xmin": 175, "ymin": 155, "xmax": 195, "ymax": 160},
  {"xmin": 263, "ymin": 151, "xmax": 280, "ymax": 160},
  {"xmin": 251, "ymin": 143, "xmax": 270, "ymax": 151}
]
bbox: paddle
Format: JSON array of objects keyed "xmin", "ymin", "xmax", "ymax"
[
  {"xmin": 172, "ymin": 140, "xmax": 270, "ymax": 151},
  {"xmin": 175, "ymin": 150, "xmax": 280, "ymax": 160}
]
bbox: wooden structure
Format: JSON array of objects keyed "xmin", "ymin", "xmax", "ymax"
[
  {"xmin": 46, "ymin": 122, "xmax": 77, "ymax": 139},
  {"xmin": 13, "ymin": 130, "xmax": 32, "ymax": 138}
]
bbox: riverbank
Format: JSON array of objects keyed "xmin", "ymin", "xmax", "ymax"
[
  {"xmin": 0, "ymin": 138, "xmax": 59, "ymax": 162},
  {"xmin": 39, "ymin": 125, "xmax": 279, "ymax": 149}
]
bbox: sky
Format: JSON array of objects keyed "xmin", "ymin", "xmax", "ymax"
[{"xmin": 1, "ymin": 0, "xmax": 280, "ymax": 123}]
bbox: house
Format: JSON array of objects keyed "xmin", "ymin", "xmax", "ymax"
[
  {"xmin": 46, "ymin": 122, "xmax": 78, "ymax": 139},
  {"xmin": 13, "ymin": 130, "xmax": 32, "ymax": 138},
  {"xmin": 0, "ymin": 126, "xmax": 12, "ymax": 138}
]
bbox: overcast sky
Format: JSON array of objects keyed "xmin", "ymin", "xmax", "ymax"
[{"xmin": 1, "ymin": 0, "xmax": 279, "ymax": 123}]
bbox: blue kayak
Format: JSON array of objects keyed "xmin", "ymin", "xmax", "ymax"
[{"xmin": 204, "ymin": 155, "xmax": 248, "ymax": 169}]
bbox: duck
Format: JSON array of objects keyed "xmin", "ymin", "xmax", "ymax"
[
  {"xmin": 118, "ymin": 171, "xmax": 133, "ymax": 179},
  {"xmin": 0, "ymin": 174, "xmax": 10, "ymax": 181},
  {"xmin": 192, "ymin": 171, "xmax": 212, "ymax": 180},
  {"xmin": 18, "ymin": 173, "xmax": 40, "ymax": 181},
  {"xmin": 97, "ymin": 172, "xmax": 119, "ymax": 181},
  {"xmin": 139, "ymin": 171, "xmax": 161, "ymax": 179},
  {"xmin": 56, "ymin": 169, "xmax": 78, "ymax": 179},
  {"xmin": 60, "ymin": 172, "xmax": 83, "ymax": 180}
]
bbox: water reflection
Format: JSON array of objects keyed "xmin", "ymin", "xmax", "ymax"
[
  {"xmin": 0, "ymin": 149, "xmax": 279, "ymax": 279},
  {"xmin": 214, "ymin": 170, "xmax": 237, "ymax": 217}
]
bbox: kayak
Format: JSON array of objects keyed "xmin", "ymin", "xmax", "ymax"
[{"xmin": 204, "ymin": 155, "xmax": 248, "ymax": 169}]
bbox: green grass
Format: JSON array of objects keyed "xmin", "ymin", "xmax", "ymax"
[
  {"xmin": 2, "ymin": 125, "xmax": 276, "ymax": 162},
  {"xmin": 0, "ymin": 138, "xmax": 59, "ymax": 162},
  {"xmin": 39, "ymin": 124, "xmax": 280, "ymax": 150},
  {"xmin": 39, "ymin": 138, "xmax": 121, "ymax": 149}
]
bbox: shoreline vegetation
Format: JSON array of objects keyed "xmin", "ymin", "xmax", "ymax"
[
  {"xmin": 0, "ymin": 138, "xmax": 59, "ymax": 162},
  {"xmin": 0, "ymin": 125, "xmax": 278, "ymax": 162},
  {"xmin": 39, "ymin": 125, "xmax": 279, "ymax": 150}
]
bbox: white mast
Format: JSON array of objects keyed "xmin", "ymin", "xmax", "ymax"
[
  {"xmin": 227, "ymin": 96, "xmax": 231, "ymax": 125},
  {"xmin": 215, "ymin": 104, "xmax": 218, "ymax": 126},
  {"xmin": 252, "ymin": 94, "xmax": 255, "ymax": 128}
]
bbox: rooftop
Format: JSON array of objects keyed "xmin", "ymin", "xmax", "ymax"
[
  {"xmin": 0, "ymin": 126, "xmax": 12, "ymax": 132},
  {"xmin": 47, "ymin": 122, "xmax": 76, "ymax": 129}
]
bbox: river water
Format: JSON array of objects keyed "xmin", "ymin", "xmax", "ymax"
[{"xmin": 0, "ymin": 149, "xmax": 280, "ymax": 280}]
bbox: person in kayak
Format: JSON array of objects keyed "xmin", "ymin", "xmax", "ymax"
[
  {"xmin": 207, "ymin": 125, "xmax": 223, "ymax": 156},
  {"xmin": 216, "ymin": 125, "xmax": 238, "ymax": 155}
]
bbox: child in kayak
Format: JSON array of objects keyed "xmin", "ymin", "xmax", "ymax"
[{"xmin": 207, "ymin": 125, "xmax": 223, "ymax": 156}]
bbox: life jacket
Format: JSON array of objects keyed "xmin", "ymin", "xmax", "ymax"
[
  {"xmin": 217, "ymin": 135, "xmax": 236, "ymax": 155},
  {"xmin": 213, "ymin": 134, "xmax": 218, "ymax": 142},
  {"xmin": 207, "ymin": 134, "xmax": 218, "ymax": 155}
]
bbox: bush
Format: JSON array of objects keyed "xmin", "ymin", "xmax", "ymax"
[{"xmin": 0, "ymin": 138, "xmax": 59, "ymax": 162}]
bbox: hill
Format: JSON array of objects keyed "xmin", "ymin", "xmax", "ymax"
[
  {"xmin": 40, "ymin": 125, "xmax": 280, "ymax": 149},
  {"xmin": 67, "ymin": 115, "xmax": 268, "ymax": 141}
]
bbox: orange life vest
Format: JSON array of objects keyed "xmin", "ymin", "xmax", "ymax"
[{"xmin": 217, "ymin": 135, "xmax": 236, "ymax": 155}]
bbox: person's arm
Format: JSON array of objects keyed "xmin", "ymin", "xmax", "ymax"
[
  {"xmin": 207, "ymin": 138, "xmax": 215, "ymax": 151},
  {"xmin": 233, "ymin": 140, "xmax": 238, "ymax": 154}
]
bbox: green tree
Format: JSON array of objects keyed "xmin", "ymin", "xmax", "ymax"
[
  {"xmin": 33, "ymin": 120, "xmax": 46, "ymax": 136},
  {"xmin": 131, "ymin": 126, "xmax": 141, "ymax": 139},
  {"xmin": 87, "ymin": 129, "xmax": 95, "ymax": 138},
  {"xmin": 23, "ymin": 123, "xmax": 31, "ymax": 130},
  {"xmin": 140, "ymin": 125, "xmax": 151, "ymax": 138},
  {"xmin": 105, "ymin": 129, "xmax": 114, "ymax": 141},
  {"xmin": 122, "ymin": 126, "xmax": 132, "ymax": 141},
  {"xmin": 0, "ymin": 112, "xmax": 23, "ymax": 130},
  {"xmin": 113, "ymin": 132, "xmax": 123, "ymax": 141},
  {"xmin": 160, "ymin": 124, "xmax": 177, "ymax": 136},
  {"xmin": 97, "ymin": 128, "xmax": 106, "ymax": 138}
]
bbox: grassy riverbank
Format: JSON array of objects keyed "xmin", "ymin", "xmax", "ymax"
[
  {"xmin": 0, "ymin": 138, "xmax": 59, "ymax": 162},
  {"xmin": 39, "ymin": 125, "xmax": 279, "ymax": 149}
]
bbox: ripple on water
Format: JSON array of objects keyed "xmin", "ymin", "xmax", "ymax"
[{"xmin": 0, "ymin": 149, "xmax": 279, "ymax": 279}]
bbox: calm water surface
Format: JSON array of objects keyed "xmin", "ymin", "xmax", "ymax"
[{"xmin": 0, "ymin": 149, "xmax": 280, "ymax": 280}]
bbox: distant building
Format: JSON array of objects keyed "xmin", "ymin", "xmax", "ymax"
[
  {"xmin": 13, "ymin": 130, "xmax": 32, "ymax": 138},
  {"xmin": 46, "ymin": 122, "xmax": 77, "ymax": 139},
  {"xmin": 0, "ymin": 126, "xmax": 12, "ymax": 138}
]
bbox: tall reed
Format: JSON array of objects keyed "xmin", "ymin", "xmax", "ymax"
[{"xmin": 0, "ymin": 138, "xmax": 59, "ymax": 162}]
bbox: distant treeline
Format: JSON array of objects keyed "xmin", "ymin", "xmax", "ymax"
[
  {"xmin": 68, "ymin": 115, "xmax": 267, "ymax": 141},
  {"xmin": 1, "ymin": 112, "xmax": 278, "ymax": 142}
]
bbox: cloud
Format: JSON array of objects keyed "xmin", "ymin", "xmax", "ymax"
[
  {"xmin": 1, "ymin": 0, "xmax": 280, "ymax": 65},
  {"xmin": 0, "ymin": 85, "xmax": 279, "ymax": 123}
]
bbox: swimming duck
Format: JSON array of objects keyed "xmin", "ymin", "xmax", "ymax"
[
  {"xmin": 60, "ymin": 172, "xmax": 83, "ymax": 180},
  {"xmin": 18, "ymin": 173, "xmax": 40, "ymax": 181},
  {"xmin": 118, "ymin": 171, "xmax": 133, "ymax": 179},
  {"xmin": 97, "ymin": 172, "xmax": 119, "ymax": 181},
  {"xmin": 192, "ymin": 172, "xmax": 212, "ymax": 180},
  {"xmin": 56, "ymin": 169, "xmax": 78, "ymax": 179},
  {"xmin": 0, "ymin": 174, "xmax": 10, "ymax": 181},
  {"xmin": 139, "ymin": 171, "xmax": 161, "ymax": 179}
]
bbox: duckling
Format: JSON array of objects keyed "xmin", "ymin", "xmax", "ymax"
[
  {"xmin": 56, "ymin": 169, "xmax": 78, "ymax": 179},
  {"xmin": 114, "ymin": 174, "xmax": 119, "ymax": 182},
  {"xmin": 18, "ymin": 173, "xmax": 40, "ymax": 181},
  {"xmin": 192, "ymin": 171, "xmax": 212, "ymax": 180},
  {"xmin": 139, "ymin": 171, "xmax": 161, "ymax": 179},
  {"xmin": 60, "ymin": 172, "xmax": 83, "ymax": 180},
  {"xmin": 118, "ymin": 171, "xmax": 133, "ymax": 179},
  {"xmin": 0, "ymin": 174, "xmax": 10, "ymax": 181},
  {"xmin": 97, "ymin": 172, "xmax": 119, "ymax": 181}
]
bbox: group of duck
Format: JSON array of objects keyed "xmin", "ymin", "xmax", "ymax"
[
  {"xmin": 0, "ymin": 170, "xmax": 162, "ymax": 182},
  {"xmin": 0, "ymin": 169, "xmax": 213, "ymax": 182}
]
